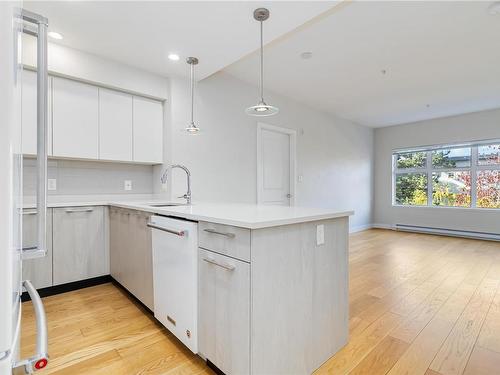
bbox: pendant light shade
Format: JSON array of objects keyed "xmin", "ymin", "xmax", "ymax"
[
  {"xmin": 186, "ymin": 57, "xmax": 200, "ymax": 133},
  {"xmin": 246, "ymin": 8, "xmax": 278, "ymax": 117}
]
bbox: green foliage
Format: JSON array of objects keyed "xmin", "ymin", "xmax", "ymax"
[
  {"xmin": 396, "ymin": 152, "xmax": 426, "ymax": 169},
  {"xmin": 395, "ymin": 173, "xmax": 427, "ymax": 205}
]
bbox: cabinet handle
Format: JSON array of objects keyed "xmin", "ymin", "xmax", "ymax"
[
  {"xmin": 23, "ymin": 209, "xmax": 38, "ymax": 215},
  {"xmin": 147, "ymin": 222, "xmax": 186, "ymax": 237},
  {"xmin": 65, "ymin": 208, "xmax": 94, "ymax": 213},
  {"xmin": 202, "ymin": 257, "xmax": 235, "ymax": 271},
  {"xmin": 203, "ymin": 228, "xmax": 235, "ymax": 238}
]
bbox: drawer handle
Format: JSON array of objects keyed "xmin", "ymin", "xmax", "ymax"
[
  {"xmin": 23, "ymin": 209, "xmax": 38, "ymax": 215},
  {"xmin": 147, "ymin": 222, "xmax": 186, "ymax": 237},
  {"xmin": 65, "ymin": 208, "xmax": 94, "ymax": 213},
  {"xmin": 202, "ymin": 257, "xmax": 235, "ymax": 271},
  {"xmin": 203, "ymin": 228, "xmax": 235, "ymax": 238}
]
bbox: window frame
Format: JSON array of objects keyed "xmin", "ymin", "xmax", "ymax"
[{"xmin": 392, "ymin": 141, "xmax": 500, "ymax": 209}]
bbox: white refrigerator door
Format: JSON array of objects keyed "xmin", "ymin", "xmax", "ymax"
[
  {"xmin": 0, "ymin": 2, "xmax": 23, "ymax": 374},
  {"xmin": 151, "ymin": 216, "xmax": 198, "ymax": 353}
]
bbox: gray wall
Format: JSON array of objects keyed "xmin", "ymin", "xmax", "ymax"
[
  {"xmin": 374, "ymin": 108, "xmax": 500, "ymax": 234},
  {"xmin": 23, "ymin": 158, "xmax": 154, "ymax": 197},
  {"xmin": 159, "ymin": 72, "xmax": 374, "ymax": 231}
]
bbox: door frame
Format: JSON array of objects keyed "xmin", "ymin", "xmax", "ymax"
[{"xmin": 256, "ymin": 122, "xmax": 297, "ymax": 206}]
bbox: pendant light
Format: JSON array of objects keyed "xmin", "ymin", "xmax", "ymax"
[
  {"xmin": 245, "ymin": 8, "xmax": 279, "ymax": 117},
  {"xmin": 185, "ymin": 56, "xmax": 200, "ymax": 133}
]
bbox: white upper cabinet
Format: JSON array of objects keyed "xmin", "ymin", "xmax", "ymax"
[
  {"xmin": 99, "ymin": 88, "xmax": 133, "ymax": 161},
  {"xmin": 133, "ymin": 96, "xmax": 163, "ymax": 164},
  {"xmin": 22, "ymin": 69, "xmax": 52, "ymax": 156},
  {"xmin": 52, "ymin": 77, "xmax": 99, "ymax": 159}
]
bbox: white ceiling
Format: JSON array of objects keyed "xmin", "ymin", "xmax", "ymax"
[
  {"xmin": 225, "ymin": 1, "xmax": 500, "ymax": 127},
  {"xmin": 24, "ymin": 1, "xmax": 336, "ymax": 80}
]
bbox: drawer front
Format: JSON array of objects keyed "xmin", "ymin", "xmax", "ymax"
[{"xmin": 198, "ymin": 222, "xmax": 250, "ymax": 262}]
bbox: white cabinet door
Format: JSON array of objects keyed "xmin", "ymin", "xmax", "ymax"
[
  {"xmin": 53, "ymin": 206, "xmax": 106, "ymax": 285},
  {"xmin": 22, "ymin": 69, "xmax": 52, "ymax": 155},
  {"xmin": 99, "ymin": 88, "xmax": 133, "ymax": 161},
  {"xmin": 22, "ymin": 208, "xmax": 53, "ymax": 289},
  {"xmin": 52, "ymin": 77, "xmax": 99, "ymax": 159},
  {"xmin": 198, "ymin": 249, "xmax": 250, "ymax": 375},
  {"xmin": 133, "ymin": 96, "xmax": 163, "ymax": 163}
]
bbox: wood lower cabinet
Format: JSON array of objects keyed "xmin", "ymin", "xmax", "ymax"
[
  {"xmin": 22, "ymin": 208, "xmax": 53, "ymax": 289},
  {"xmin": 109, "ymin": 207, "xmax": 154, "ymax": 310},
  {"xmin": 53, "ymin": 206, "xmax": 107, "ymax": 285},
  {"xmin": 198, "ymin": 248, "xmax": 250, "ymax": 375}
]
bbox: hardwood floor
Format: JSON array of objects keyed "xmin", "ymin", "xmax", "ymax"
[{"xmin": 21, "ymin": 229, "xmax": 500, "ymax": 375}]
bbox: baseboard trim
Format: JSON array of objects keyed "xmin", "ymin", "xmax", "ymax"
[
  {"xmin": 206, "ymin": 359, "xmax": 226, "ymax": 375},
  {"xmin": 372, "ymin": 223, "xmax": 395, "ymax": 230},
  {"xmin": 109, "ymin": 277, "xmax": 153, "ymax": 315},
  {"xmin": 395, "ymin": 224, "xmax": 500, "ymax": 241},
  {"xmin": 349, "ymin": 224, "xmax": 373, "ymax": 233},
  {"xmin": 21, "ymin": 275, "xmax": 112, "ymax": 302}
]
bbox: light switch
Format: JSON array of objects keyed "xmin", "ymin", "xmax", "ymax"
[
  {"xmin": 124, "ymin": 180, "xmax": 132, "ymax": 191},
  {"xmin": 48, "ymin": 179, "xmax": 57, "ymax": 191},
  {"xmin": 316, "ymin": 224, "xmax": 325, "ymax": 246}
]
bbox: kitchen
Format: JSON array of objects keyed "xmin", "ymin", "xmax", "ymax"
[{"xmin": 2, "ymin": 1, "xmax": 500, "ymax": 375}]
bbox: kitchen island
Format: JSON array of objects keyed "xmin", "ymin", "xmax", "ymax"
[{"xmin": 110, "ymin": 202, "xmax": 352, "ymax": 375}]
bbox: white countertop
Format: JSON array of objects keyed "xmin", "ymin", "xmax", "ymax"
[
  {"xmin": 110, "ymin": 202, "xmax": 353, "ymax": 229},
  {"xmin": 22, "ymin": 195, "xmax": 353, "ymax": 229}
]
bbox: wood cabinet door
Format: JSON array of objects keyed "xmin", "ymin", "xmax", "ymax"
[
  {"xmin": 251, "ymin": 224, "xmax": 314, "ymax": 375},
  {"xmin": 53, "ymin": 206, "xmax": 106, "ymax": 285},
  {"xmin": 52, "ymin": 77, "xmax": 99, "ymax": 159},
  {"xmin": 126, "ymin": 210, "xmax": 154, "ymax": 310},
  {"xmin": 99, "ymin": 88, "xmax": 133, "ymax": 161},
  {"xmin": 198, "ymin": 249, "xmax": 250, "ymax": 375},
  {"xmin": 22, "ymin": 70, "xmax": 52, "ymax": 155},
  {"xmin": 22, "ymin": 208, "xmax": 53, "ymax": 289},
  {"xmin": 310, "ymin": 218, "xmax": 349, "ymax": 372},
  {"xmin": 132, "ymin": 96, "xmax": 163, "ymax": 163}
]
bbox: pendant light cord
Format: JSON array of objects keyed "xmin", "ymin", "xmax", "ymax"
[
  {"xmin": 190, "ymin": 61, "xmax": 195, "ymax": 124},
  {"xmin": 259, "ymin": 20, "xmax": 264, "ymax": 102}
]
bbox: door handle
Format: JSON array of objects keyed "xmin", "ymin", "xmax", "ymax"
[
  {"xmin": 147, "ymin": 222, "xmax": 186, "ymax": 237},
  {"xmin": 203, "ymin": 228, "xmax": 235, "ymax": 238},
  {"xmin": 20, "ymin": 9, "xmax": 49, "ymax": 261},
  {"xmin": 64, "ymin": 208, "xmax": 94, "ymax": 213},
  {"xmin": 202, "ymin": 257, "xmax": 235, "ymax": 271},
  {"xmin": 13, "ymin": 280, "xmax": 49, "ymax": 373}
]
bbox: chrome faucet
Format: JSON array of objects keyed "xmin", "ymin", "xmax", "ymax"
[{"xmin": 160, "ymin": 164, "xmax": 192, "ymax": 204}]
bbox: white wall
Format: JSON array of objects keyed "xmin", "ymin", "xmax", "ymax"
[
  {"xmin": 160, "ymin": 72, "xmax": 374, "ymax": 231},
  {"xmin": 374, "ymin": 108, "xmax": 500, "ymax": 234},
  {"xmin": 22, "ymin": 36, "xmax": 168, "ymax": 100}
]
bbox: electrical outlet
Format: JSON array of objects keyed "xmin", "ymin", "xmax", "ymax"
[
  {"xmin": 298, "ymin": 175, "xmax": 303, "ymax": 183},
  {"xmin": 124, "ymin": 180, "xmax": 132, "ymax": 191},
  {"xmin": 48, "ymin": 179, "xmax": 57, "ymax": 191},
  {"xmin": 316, "ymin": 224, "xmax": 325, "ymax": 246}
]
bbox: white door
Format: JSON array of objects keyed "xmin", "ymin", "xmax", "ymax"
[
  {"xmin": 99, "ymin": 88, "xmax": 133, "ymax": 161},
  {"xmin": 133, "ymin": 96, "xmax": 163, "ymax": 163},
  {"xmin": 257, "ymin": 123, "xmax": 296, "ymax": 206},
  {"xmin": 52, "ymin": 77, "xmax": 99, "ymax": 159}
]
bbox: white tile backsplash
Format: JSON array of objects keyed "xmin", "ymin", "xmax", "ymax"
[{"xmin": 23, "ymin": 157, "xmax": 154, "ymax": 196}]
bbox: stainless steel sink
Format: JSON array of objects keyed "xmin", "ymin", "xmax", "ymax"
[{"xmin": 147, "ymin": 203, "xmax": 186, "ymax": 207}]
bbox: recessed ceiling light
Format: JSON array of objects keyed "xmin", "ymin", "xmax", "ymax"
[
  {"xmin": 168, "ymin": 53, "xmax": 180, "ymax": 61},
  {"xmin": 488, "ymin": 1, "xmax": 500, "ymax": 14},
  {"xmin": 48, "ymin": 31, "xmax": 63, "ymax": 40},
  {"xmin": 300, "ymin": 52, "xmax": 313, "ymax": 60}
]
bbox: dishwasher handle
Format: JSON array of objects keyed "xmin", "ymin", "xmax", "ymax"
[{"xmin": 147, "ymin": 222, "xmax": 186, "ymax": 237}]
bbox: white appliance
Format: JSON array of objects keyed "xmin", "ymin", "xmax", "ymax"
[
  {"xmin": 0, "ymin": 5, "xmax": 50, "ymax": 374},
  {"xmin": 149, "ymin": 215, "xmax": 198, "ymax": 353}
]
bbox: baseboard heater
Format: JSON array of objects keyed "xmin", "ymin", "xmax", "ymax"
[{"xmin": 394, "ymin": 224, "xmax": 500, "ymax": 241}]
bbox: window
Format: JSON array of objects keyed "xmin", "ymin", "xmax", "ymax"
[{"xmin": 393, "ymin": 141, "xmax": 500, "ymax": 209}]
